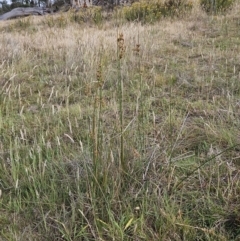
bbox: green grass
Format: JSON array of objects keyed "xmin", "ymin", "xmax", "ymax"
[{"xmin": 0, "ymin": 3, "xmax": 240, "ymax": 240}]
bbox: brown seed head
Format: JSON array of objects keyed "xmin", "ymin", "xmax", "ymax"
[
  {"xmin": 133, "ymin": 43, "xmax": 140, "ymax": 55},
  {"xmin": 117, "ymin": 33, "xmax": 125, "ymax": 59},
  {"xmin": 96, "ymin": 63, "xmax": 103, "ymax": 88}
]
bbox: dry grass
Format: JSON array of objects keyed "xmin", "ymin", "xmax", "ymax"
[{"xmin": 0, "ymin": 2, "xmax": 240, "ymax": 240}]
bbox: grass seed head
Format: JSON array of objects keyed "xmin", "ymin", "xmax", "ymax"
[
  {"xmin": 96, "ymin": 63, "xmax": 103, "ymax": 88},
  {"xmin": 117, "ymin": 33, "xmax": 126, "ymax": 59},
  {"xmin": 133, "ymin": 43, "xmax": 140, "ymax": 55}
]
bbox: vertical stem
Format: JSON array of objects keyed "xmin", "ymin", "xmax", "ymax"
[
  {"xmin": 120, "ymin": 75, "xmax": 124, "ymax": 171},
  {"xmin": 118, "ymin": 58, "xmax": 125, "ymax": 172},
  {"xmin": 92, "ymin": 96, "xmax": 98, "ymax": 173},
  {"xmin": 117, "ymin": 33, "xmax": 126, "ymax": 173},
  {"xmin": 98, "ymin": 87, "xmax": 103, "ymax": 161},
  {"xmin": 169, "ymin": 83, "xmax": 173, "ymax": 164},
  {"xmin": 138, "ymin": 47, "xmax": 144, "ymax": 153}
]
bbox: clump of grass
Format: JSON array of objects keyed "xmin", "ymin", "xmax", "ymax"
[
  {"xmin": 55, "ymin": 13, "xmax": 69, "ymax": 28},
  {"xmin": 44, "ymin": 15, "xmax": 56, "ymax": 28},
  {"xmin": 12, "ymin": 17, "xmax": 34, "ymax": 31},
  {"xmin": 44, "ymin": 14, "xmax": 69, "ymax": 28},
  {"xmin": 122, "ymin": 0, "xmax": 193, "ymax": 23},
  {"xmin": 70, "ymin": 7, "xmax": 103, "ymax": 25}
]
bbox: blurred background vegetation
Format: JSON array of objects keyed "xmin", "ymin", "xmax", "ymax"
[{"xmin": 0, "ymin": 0, "xmax": 236, "ymax": 15}]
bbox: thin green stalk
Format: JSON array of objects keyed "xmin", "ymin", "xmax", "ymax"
[
  {"xmin": 135, "ymin": 40, "xmax": 144, "ymax": 155},
  {"xmin": 97, "ymin": 61, "xmax": 103, "ymax": 165},
  {"xmin": 117, "ymin": 33, "xmax": 126, "ymax": 173},
  {"xmin": 118, "ymin": 60, "xmax": 124, "ymax": 172},
  {"xmin": 92, "ymin": 95, "xmax": 98, "ymax": 173},
  {"xmin": 172, "ymin": 144, "xmax": 240, "ymax": 192}
]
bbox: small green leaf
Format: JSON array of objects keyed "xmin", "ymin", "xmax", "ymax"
[{"xmin": 124, "ymin": 217, "xmax": 134, "ymax": 231}]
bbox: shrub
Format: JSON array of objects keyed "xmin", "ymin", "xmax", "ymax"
[
  {"xmin": 200, "ymin": 0, "xmax": 235, "ymax": 14},
  {"xmin": 122, "ymin": 0, "xmax": 193, "ymax": 23}
]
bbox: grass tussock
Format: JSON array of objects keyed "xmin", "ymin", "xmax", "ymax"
[{"xmin": 0, "ymin": 2, "xmax": 240, "ymax": 240}]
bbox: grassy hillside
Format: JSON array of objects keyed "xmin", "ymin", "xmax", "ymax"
[{"xmin": 0, "ymin": 2, "xmax": 240, "ymax": 240}]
